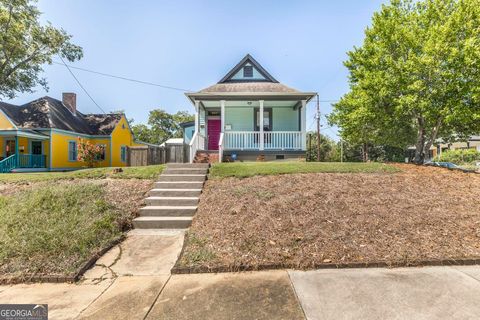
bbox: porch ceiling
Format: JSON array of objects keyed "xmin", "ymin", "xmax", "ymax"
[{"xmin": 202, "ymin": 100, "xmax": 298, "ymax": 108}]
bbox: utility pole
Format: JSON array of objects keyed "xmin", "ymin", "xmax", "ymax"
[
  {"xmin": 308, "ymin": 133, "xmax": 312, "ymax": 162},
  {"xmin": 316, "ymin": 94, "xmax": 321, "ymax": 162}
]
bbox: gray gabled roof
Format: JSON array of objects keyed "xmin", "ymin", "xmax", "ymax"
[
  {"xmin": 198, "ymin": 82, "xmax": 300, "ymax": 94},
  {"xmin": 188, "ymin": 54, "xmax": 316, "ymax": 99},
  {"xmin": 218, "ymin": 54, "xmax": 278, "ymax": 83},
  {"xmin": 0, "ymin": 97, "xmax": 122, "ymax": 135}
]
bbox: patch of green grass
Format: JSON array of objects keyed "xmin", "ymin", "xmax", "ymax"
[
  {"xmin": 0, "ymin": 165, "xmax": 165, "ymax": 184},
  {"xmin": 0, "ymin": 182, "xmax": 125, "ymax": 277},
  {"xmin": 210, "ymin": 162, "xmax": 400, "ymax": 178},
  {"xmin": 180, "ymin": 232, "xmax": 216, "ymax": 266}
]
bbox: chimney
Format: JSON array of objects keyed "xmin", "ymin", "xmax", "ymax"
[{"xmin": 62, "ymin": 92, "xmax": 77, "ymax": 115}]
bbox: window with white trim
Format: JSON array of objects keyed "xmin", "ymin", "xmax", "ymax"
[
  {"xmin": 120, "ymin": 146, "xmax": 127, "ymax": 162},
  {"xmin": 68, "ymin": 141, "xmax": 77, "ymax": 161}
]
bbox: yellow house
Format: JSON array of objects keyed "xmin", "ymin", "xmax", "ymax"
[{"xmin": 0, "ymin": 93, "xmax": 144, "ymax": 172}]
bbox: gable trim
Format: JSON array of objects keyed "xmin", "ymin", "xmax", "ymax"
[{"xmin": 218, "ymin": 54, "xmax": 279, "ymax": 84}]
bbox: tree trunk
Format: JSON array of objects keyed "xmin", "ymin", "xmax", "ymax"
[
  {"xmin": 422, "ymin": 118, "xmax": 442, "ymax": 162},
  {"xmin": 413, "ymin": 117, "xmax": 426, "ymax": 164},
  {"xmin": 362, "ymin": 143, "xmax": 369, "ymax": 162}
]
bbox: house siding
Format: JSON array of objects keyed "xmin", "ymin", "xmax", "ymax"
[
  {"xmin": 223, "ymin": 106, "xmax": 299, "ymax": 132},
  {"xmin": 224, "ymin": 107, "xmax": 254, "ymax": 131},
  {"xmin": 111, "ymin": 116, "xmax": 134, "ymax": 167},
  {"xmin": 183, "ymin": 125, "xmax": 195, "ymax": 144},
  {"xmin": 230, "ymin": 64, "xmax": 266, "ymax": 81},
  {"xmin": 50, "ymin": 131, "xmax": 114, "ymax": 169},
  {"xmin": 0, "ymin": 111, "xmax": 15, "ymax": 130},
  {"xmin": 272, "ymin": 107, "xmax": 299, "ymax": 131}
]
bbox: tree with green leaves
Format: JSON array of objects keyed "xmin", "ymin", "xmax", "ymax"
[
  {"xmin": 330, "ymin": 0, "xmax": 480, "ymax": 163},
  {"xmin": 131, "ymin": 109, "xmax": 194, "ymax": 145},
  {"xmin": 0, "ymin": 0, "xmax": 83, "ymax": 99},
  {"xmin": 306, "ymin": 133, "xmax": 340, "ymax": 162}
]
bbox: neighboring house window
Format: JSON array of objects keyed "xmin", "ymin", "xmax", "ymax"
[
  {"xmin": 243, "ymin": 65, "xmax": 253, "ymax": 77},
  {"xmin": 68, "ymin": 141, "xmax": 77, "ymax": 161},
  {"xmin": 120, "ymin": 146, "xmax": 127, "ymax": 162},
  {"xmin": 95, "ymin": 145, "xmax": 106, "ymax": 161}
]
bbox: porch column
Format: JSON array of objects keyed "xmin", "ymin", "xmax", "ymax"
[
  {"xmin": 259, "ymin": 100, "xmax": 264, "ymax": 151},
  {"xmin": 194, "ymin": 100, "xmax": 200, "ymax": 134},
  {"xmin": 220, "ymin": 100, "xmax": 225, "ymax": 133},
  {"xmin": 15, "ymin": 136, "xmax": 19, "ymax": 167},
  {"xmin": 301, "ymin": 100, "xmax": 307, "ymax": 150}
]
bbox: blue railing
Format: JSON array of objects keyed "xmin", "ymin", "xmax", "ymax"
[
  {"xmin": 0, "ymin": 154, "xmax": 17, "ymax": 173},
  {"xmin": 0, "ymin": 154, "xmax": 47, "ymax": 173},
  {"xmin": 18, "ymin": 154, "xmax": 47, "ymax": 169}
]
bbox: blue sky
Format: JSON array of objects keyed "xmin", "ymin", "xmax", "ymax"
[{"xmin": 9, "ymin": 0, "xmax": 386, "ymax": 139}]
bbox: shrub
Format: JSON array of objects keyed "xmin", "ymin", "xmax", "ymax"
[
  {"xmin": 438, "ymin": 149, "xmax": 480, "ymax": 164},
  {"xmin": 77, "ymin": 138, "xmax": 104, "ymax": 168}
]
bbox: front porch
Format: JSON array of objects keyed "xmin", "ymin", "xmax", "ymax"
[
  {"xmin": 0, "ymin": 130, "xmax": 49, "ymax": 172},
  {"xmin": 184, "ymin": 54, "xmax": 317, "ymax": 162},
  {"xmin": 188, "ymin": 99, "xmax": 309, "ymax": 162}
]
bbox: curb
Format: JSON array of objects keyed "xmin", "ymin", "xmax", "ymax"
[
  {"xmin": 171, "ymin": 257, "xmax": 480, "ymax": 275},
  {"xmin": 0, "ymin": 235, "xmax": 126, "ymax": 285}
]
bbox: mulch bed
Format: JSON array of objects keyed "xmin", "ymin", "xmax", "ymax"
[{"xmin": 176, "ymin": 164, "xmax": 480, "ymax": 271}]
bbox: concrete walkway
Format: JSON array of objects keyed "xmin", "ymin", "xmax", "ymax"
[{"xmin": 2, "ymin": 254, "xmax": 480, "ymax": 319}]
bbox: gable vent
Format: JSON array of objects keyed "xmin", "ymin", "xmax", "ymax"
[{"xmin": 243, "ymin": 65, "xmax": 253, "ymax": 77}]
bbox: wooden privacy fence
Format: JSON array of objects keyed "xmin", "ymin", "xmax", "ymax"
[
  {"xmin": 126, "ymin": 143, "xmax": 189, "ymax": 166},
  {"xmin": 165, "ymin": 143, "xmax": 189, "ymax": 163}
]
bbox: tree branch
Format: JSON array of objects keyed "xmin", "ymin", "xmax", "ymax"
[{"xmin": 1, "ymin": 45, "xmax": 45, "ymax": 81}]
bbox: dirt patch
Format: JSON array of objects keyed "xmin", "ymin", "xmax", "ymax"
[
  {"xmin": 104, "ymin": 179, "xmax": 152, "ymax": 230},
  {"xmin": 179, "ymin": 164, "xmax": 480, "ymax": 270}
]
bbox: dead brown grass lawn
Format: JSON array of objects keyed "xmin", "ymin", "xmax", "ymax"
[{"xmin": 179, "ymin": 164, "xmax": 480, "ymax": 270}]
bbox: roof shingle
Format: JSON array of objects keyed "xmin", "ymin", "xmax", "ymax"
[{"xmin": 0, "ymin": 97, "xmax": 122, "ymax": 135}]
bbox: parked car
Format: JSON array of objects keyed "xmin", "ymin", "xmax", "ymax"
[{"xmin": 425, "ymin": 161, "xmax": 459, "ymax": 169}]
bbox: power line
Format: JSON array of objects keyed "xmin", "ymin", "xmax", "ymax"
[
  {"xmin": 59, "ymin": 57, "xmax": 106, "ymax": 114},
  {"xmin": 53, "ymin": 61, "xmax": 192, "ymax": 92}
]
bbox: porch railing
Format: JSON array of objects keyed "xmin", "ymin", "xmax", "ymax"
[
  {"xmin": 223, "ymin": 131, "xmax": 303, "ymax": 151},
  {"xmin": 0, "ymin": 154, "xmax": 47, "ymax": 173},
  {"xmin": 0, "ymin": 154, "xmax": 16, "ymax": 173},
  {"xmin": 18, "ymin": 154, "xmax": 47, "ymax": 168}
]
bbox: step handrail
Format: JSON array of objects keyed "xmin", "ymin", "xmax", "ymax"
[
  {"xmin": 218, "ymin": 132, "xmax": 224, "ymax": 163},
  {"xmin": 0, "ymin": 154, "xmax": 17, "ymax": 173}
]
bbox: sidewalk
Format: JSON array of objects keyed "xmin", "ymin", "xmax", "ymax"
[{"xmin": 1, "ymin": 231, "xmax": 480, "ymax": 320}]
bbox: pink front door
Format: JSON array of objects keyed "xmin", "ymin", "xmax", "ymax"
[{"xmin": 207, "ymin": 119, "xmax": 221, "ymax": 150}]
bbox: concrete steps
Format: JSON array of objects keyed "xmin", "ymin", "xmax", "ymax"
[
  {"xmin": 154, "ymin": 181, "xmax": 205, "ymax": 189},
  {"xmin": 139, "ymin": 206, "xmax": 198, "ymax": 216},
  {"xmin": 164, "ymin": 168, "xmax": 208, "ymax": 175},
  {"xmin": 133, "ymin": 163, "xmax": 208, "ymax": 230},
  {"xmin": 158, "ymin": 174, "xmax": 206, "ymax": 182},
  {"xmin": 149, "ymin": 189, "xmax": 202, "ymax": 197},
  {"xmin": 133, "ymin": 217, "xmax": 193, "ymax": 229},
  {"xmin": 166, "ymin": 163, "xmax": 209, "ymax": 168},
  {"xmin": 145, "ymin": 197, "xmax": 199, "ymax": 206}
]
